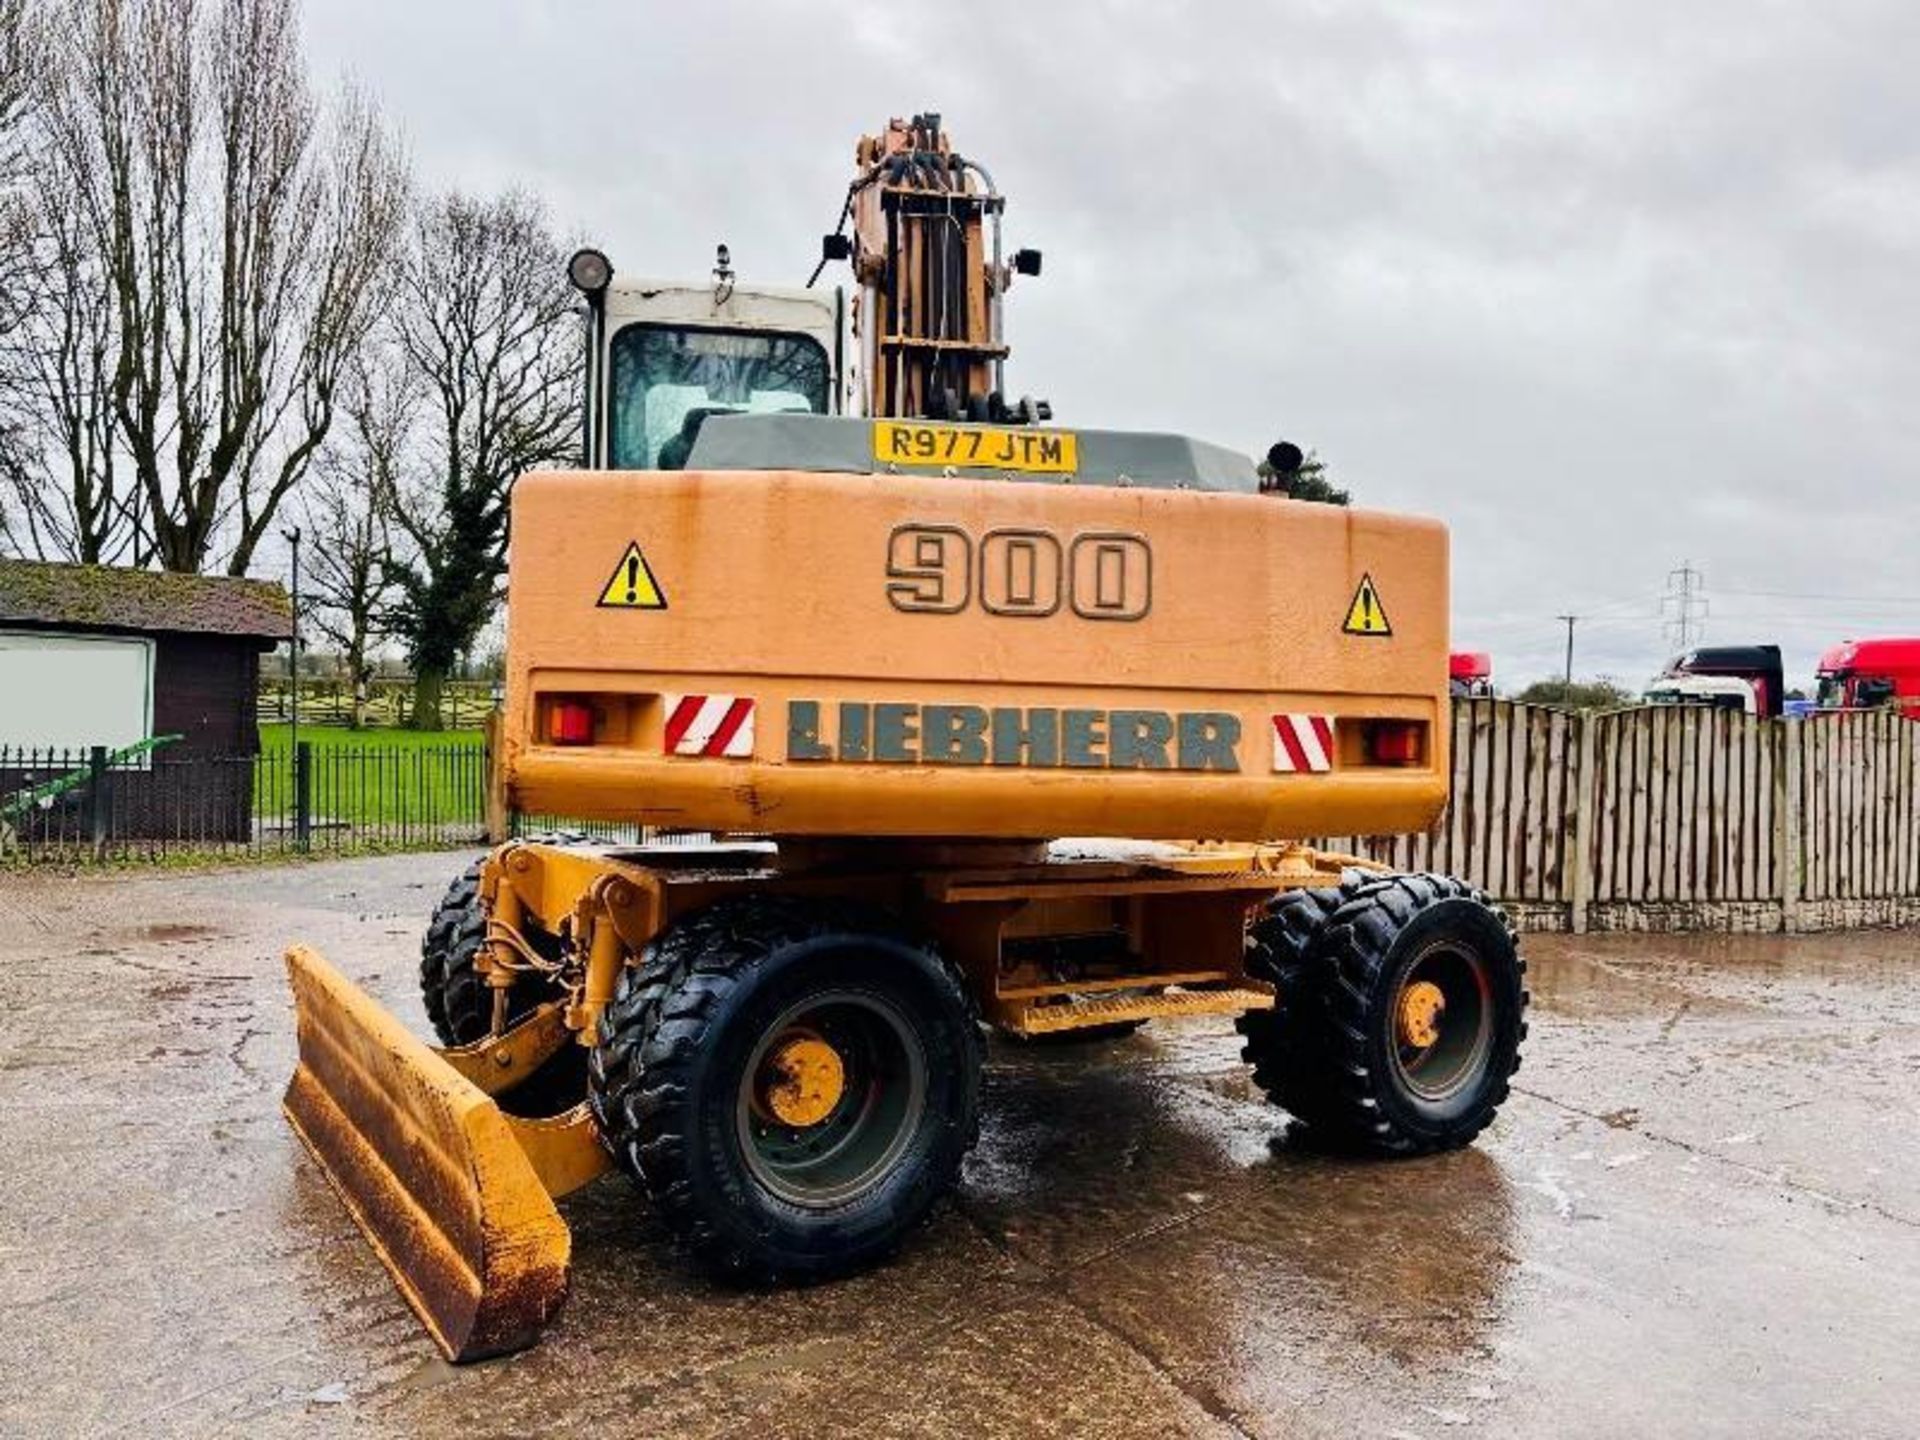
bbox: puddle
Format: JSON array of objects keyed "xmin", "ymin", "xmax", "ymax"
[
  {"xmin": 136, "ymin": 923, "xmax": 223, "ymax": 943},
  {"xmin": 1527, "ymin": 932, "xmax": 1920, "ymax": 1022},
  {"xmin": 1524, "ymin": 948, "xmax": 1723, "ymax": 1019}
]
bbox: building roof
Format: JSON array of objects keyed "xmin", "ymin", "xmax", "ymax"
[{"xmin": 0, "ymin": 558, "xmax": 293, "ymax": 641}]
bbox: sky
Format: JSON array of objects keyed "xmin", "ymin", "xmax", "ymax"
[{"xmin": 302, "ymin": 0, "xmax": 1920, "ymax": 690}]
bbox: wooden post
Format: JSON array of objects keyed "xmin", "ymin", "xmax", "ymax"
[
  {"xmin": 1568, "ymin": 713, "xmax": 1595, "ymax": 934},
  {"xmin": 483, "ymin": 709, "xmax": 509, "ymax": 844},
  {"xmin": 1778, "ymin": 722, "xmax": 1801, "ymax": 932}
]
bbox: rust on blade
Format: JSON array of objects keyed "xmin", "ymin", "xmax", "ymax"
[{"xmin": 282, "ymin": 944, "xmax": 572, "ymax": 1362}]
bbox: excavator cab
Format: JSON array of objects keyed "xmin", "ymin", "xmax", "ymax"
[{"xmin": 572, "ymin": 252, "xmax": 846, "ymax": 470}]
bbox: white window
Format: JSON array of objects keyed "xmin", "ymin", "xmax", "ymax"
[{"xmin": 0, "ymin": 631, "xmax": 155, "ymax": 755}]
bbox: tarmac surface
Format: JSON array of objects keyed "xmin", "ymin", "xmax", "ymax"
[{"xmin": 1, "ymin": 851, "xmax": 1916, "ymax": 1438}]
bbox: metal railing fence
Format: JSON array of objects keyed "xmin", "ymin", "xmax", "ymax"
[{"xmin": 1, "ymin": 740, "xmax": 489, "ymax": 863}]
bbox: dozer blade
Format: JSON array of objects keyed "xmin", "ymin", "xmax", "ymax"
[{"xmin": 282, "ymin": 944, "xmax": 576, "ymax": 1362}]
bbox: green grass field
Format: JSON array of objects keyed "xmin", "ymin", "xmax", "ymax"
[
  {"xmin": 257, "ymin": 723, "xmax": 483, "ymax": 756},
  {"xmin": 255, "ymin": 723, "xmax": 486, "ymax": 830}
]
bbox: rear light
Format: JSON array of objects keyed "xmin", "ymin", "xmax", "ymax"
[
  {"xmin": 1365, "ymin": 720, "xmax": 1423, "ymax": 766},
  {"xmin": 549, "ymin": 698, "xmax": 596, "ymax": 746}
]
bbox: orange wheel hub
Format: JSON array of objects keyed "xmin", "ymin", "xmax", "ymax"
[
  {"xmin": 755, "ymin": 1033, "xmax": 847, "ymax": 1128},
  {"xmin": 1396, "ymin": 979, "xmax": 1446, "ymax": 1049}
]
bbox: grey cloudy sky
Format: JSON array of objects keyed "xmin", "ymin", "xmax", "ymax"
[{"xmin": 304, "ymin": 0, "xmax": 1920, "ymax": 690}]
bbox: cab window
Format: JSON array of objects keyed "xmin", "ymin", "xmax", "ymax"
[{"xmin": 608, "ymin": 325, "xmax": 830, "ymax": 470}]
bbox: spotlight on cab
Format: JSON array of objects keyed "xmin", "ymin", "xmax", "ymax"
[{"xmin": 566, "ymin": 247, "xmax": 613, "ymax": 298}]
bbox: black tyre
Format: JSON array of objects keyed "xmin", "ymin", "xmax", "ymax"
[
  {"xmin": 419, "ymin": 839, "xmax": 586, "ymax": 1046},
  {"xmin": 420, "ymin": 858, "xmax": 515, "ymax": 1046},
  {"xmin": 1235, "ymin": 882, "xmax": 1352, "ymax": 1126},
  {"xmin": 587, "ymin": 894, "xmax": 982, "ymax": 1281},
  {"xmin": 1240, "ymin": 873, "xmax": 1527, "ymax": 1155},
  {"xmin": 418, "ymin": 857, "xmax": 586, "ymax": 1115}
]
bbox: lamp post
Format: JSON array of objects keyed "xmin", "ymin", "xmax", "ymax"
[
  {"xmin": 282, "ymin": 526, "xmax": 307, "ymax": 851},
  {"xmin": 282, "ymin": 526, "xmax": 302, "ymax": 754}
]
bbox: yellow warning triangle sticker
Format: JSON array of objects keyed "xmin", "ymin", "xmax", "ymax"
[
  {"xmin": 596, "ymin": 541, "xmax": 668, "ymax": 610},
  {"xmin": 1343, "ymin": 573, "xmax": 1392, "ymax": 636}
]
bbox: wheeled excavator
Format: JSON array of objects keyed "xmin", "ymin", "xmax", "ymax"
[{"xmin": 283, "ymin": 114, "xmax": 1528, "ymax": 1361}]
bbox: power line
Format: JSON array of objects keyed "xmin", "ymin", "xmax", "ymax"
[
  {"xmin": 1714, "ymin": 587, "xmax": 1920, "ymax": 603},
  {"xmin": 1454, "ymin": 608, "xmax": 1659, "ymax": 632},
  {"xmin": 1573, "ymin": 611, "xmax": 1663, "ymax": 629},
  {"xmin": 1464, "ymin": 583, "xmax": 1917, "ymax": 661}
]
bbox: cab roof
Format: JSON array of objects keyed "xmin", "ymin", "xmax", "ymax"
[{"xmin": 1817, "ymin": 638, "xmax": 1920, "ymax": 672}]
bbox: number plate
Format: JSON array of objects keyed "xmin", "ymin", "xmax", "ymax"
[{"xmin": 872, "ymin": 422, "xmax": 1078, "ymax": 474}]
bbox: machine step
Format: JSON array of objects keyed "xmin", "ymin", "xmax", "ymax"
[{"xmin": 1011, "ymin": 986, "xmax": 1273, "ymax": 1036}]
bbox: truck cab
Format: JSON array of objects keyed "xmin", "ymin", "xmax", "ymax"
[
  {"xmin": 1655, "ymin": 644, "xmax": 1784, "ymax": 719},
  {"xmin": 1815, "ymin": 639, "xmax": 1920, "ymax": 715},
  {"xmin": 1643, "ymin": 674, "xmax": 1756, "ymax": 715},
  {"xmin": 1449, "ymin": 651, "xmax": 1492, "ymax": 698}
]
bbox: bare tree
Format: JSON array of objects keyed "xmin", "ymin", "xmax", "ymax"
[
  {"xmin": 0, "ymin": 14, "xmax": 134, "ymax": 563},
  {"xmin": 301, "ymin": 353, "xmax": 407, "ymax": 725},
  {"xmin": 0, "ymin": 0, "xmax": 35, "ymax": 275},
  {"xmin": 0, "ymin": 190, "xmax": 130, "ymax": 562},
  {"xmin": 0, "ymin": 0, "xmax": 50, "ymax": 553},
  {"xmin": 24, "ymin": 0, "xmax": 406, "ymax": 575},
  {"xmin": 384, "ymin": 189, "xmax": 579, "ymax": 730},
  {"xmin": 0, "ymin": 0, "xmax": 31, "ymax": 241}
]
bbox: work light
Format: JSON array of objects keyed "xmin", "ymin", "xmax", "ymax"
[{"xmin": 567, "ymin": 247, "xmax": 613, "ymax": 295}]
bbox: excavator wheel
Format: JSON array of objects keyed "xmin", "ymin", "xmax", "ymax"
[
  {"xmin": 420, "ymin": 858, "xmax": 520, "ymax": 1046},
  {"xmin": 1235, "ymin": 882, "xmax": 1353, "ymax": 1127},
  {"xmin": 588, "ymin": 894, "xmax": 982, "ymax": 1281},
  {"xmin": 1241, "ymin": 873, "xmax": 1527, "ymax": 1155},
  {"xmin": 419, "ymin": 856, "xmax": 585, "ymax": 1115},
  {"xmin": 420, "ymin": 835, "xmax": 594, "ymax": 1043}
]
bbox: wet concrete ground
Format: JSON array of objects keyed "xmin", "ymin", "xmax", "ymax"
[{"xmin": 1, "ymin": 852, "xmax": 1916, "ymax": 1438}]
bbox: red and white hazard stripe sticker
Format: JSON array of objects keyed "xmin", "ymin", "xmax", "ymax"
[
  {"xmin": 1272, "ymin": 714, "xmax": 1334, "ymax": 773},
  {"xmin": 664, "ymin": 694, "xmax": 755, "ymax": 758}
]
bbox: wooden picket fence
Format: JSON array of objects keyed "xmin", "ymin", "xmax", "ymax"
[
  {"xmin": 257, "ymin": 677, "xmax": 496, "ymax": 731},
  {"xmin": 1324, "ymin": 700, "xmax": 1920, "ymax": 932}
]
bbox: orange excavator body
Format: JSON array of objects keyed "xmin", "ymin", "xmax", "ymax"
[{"xmin": 283, "ymin": 113, "xmax": 1469, "ymax": 1365}]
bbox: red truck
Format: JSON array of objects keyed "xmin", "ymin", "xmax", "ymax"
[
  {"xmin": 1450, "ymin": 651, "xmax": 1493, "ymax": 698},
  {"xmin": 1814, "ymin": 638, "xmax": 1920, "ymax": 715}
]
